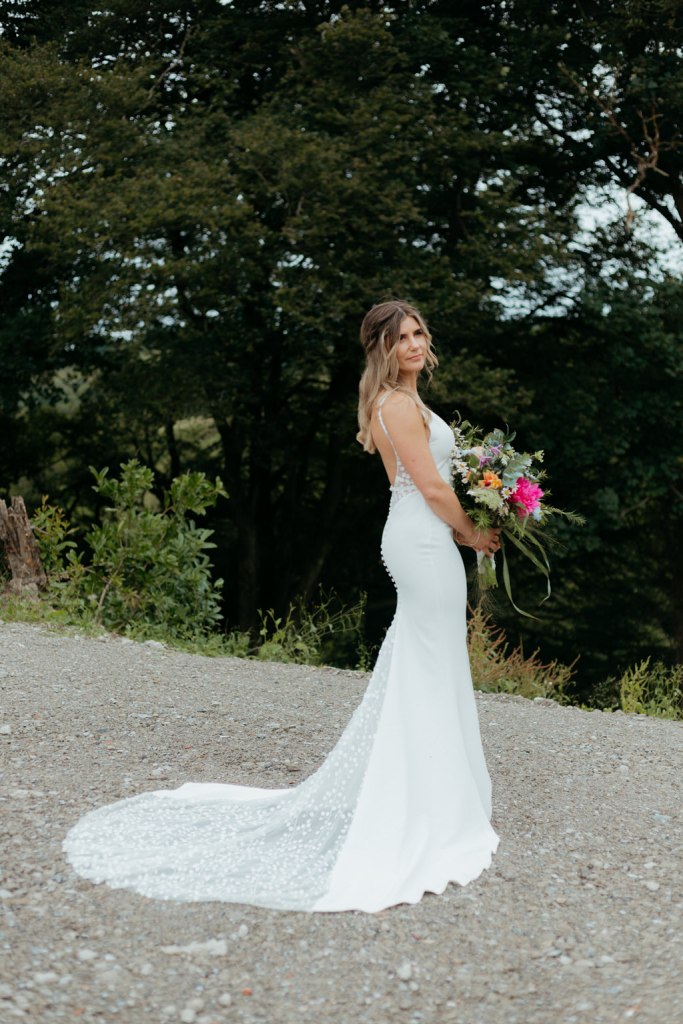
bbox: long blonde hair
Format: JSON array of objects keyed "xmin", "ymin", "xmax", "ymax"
[{"xmin": 356, "ymin": 299, "xmax": 438, "ymax": 453}]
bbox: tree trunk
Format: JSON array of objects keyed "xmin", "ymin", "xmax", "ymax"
[
  {"xmin": 668, "ymin": 514, "xmax": 683, "ymax": 664},
  {"xmin": 237, "ymin": 516, "xmax": 260, "ymax": 633},
  {"xmin": 165, "ymin": 419, "xmax": 180, "ymax": 479},
  {"xmin": 0, "ymin": 497, "xmax": 47, "ymax": 596}
]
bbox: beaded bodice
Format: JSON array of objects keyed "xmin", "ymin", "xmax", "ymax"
[{"xmin": 377, "ymin": 389, "xmax": 455, "ymax": 511}]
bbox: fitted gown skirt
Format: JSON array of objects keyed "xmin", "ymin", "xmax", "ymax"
[
  {"xmin": 312, "ymin": 491, "xmax": 499, "ymax": 911},
  {"xmin": 63, "ymin": 490, "xmax": 499, "ymax": 913}
]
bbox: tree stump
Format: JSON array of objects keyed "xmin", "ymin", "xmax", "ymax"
[{"xmin": 0, "ymin": 496, "xmax": 47, "ymax": 596}]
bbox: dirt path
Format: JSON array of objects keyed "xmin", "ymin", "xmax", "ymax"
[{"xmin": 0, "ymin": 620, "xmax": 681, "ymax": 1024}]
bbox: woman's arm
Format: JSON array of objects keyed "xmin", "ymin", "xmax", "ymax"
[{"xmin": 380, "ymin": 393, "xmax": 500, "ymax": 554}]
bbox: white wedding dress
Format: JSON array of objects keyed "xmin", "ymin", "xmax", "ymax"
[{"xmin": 63, "ymin": 391, "xmax": 499, "ymax": 912}]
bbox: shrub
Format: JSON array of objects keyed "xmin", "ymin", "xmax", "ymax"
[
  {"xmin": 467, "ymin": 603, "xmax": 575, "ymax": 701},
  {"xmin": 618, "ymin": 657, "xmax": 683, "ymax": 720},
  {"xmin": 30, "ymin": 498, "xmax": 78, "ymax": 579},
  {"xmin": 256, "ymin": 588, "xmax": 367, "ymax": 667},
  {"xmin": 33, "ymin": 460, "xmax": 226, "ymax": 639}
]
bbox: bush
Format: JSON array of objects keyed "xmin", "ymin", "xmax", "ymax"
[
  {"xmin": 617, "ymin": 657, "xmax": 683, "ymax": 720},
  {"xmin": 33, "ymin": 460, "xmax": 227, "ymax": 639},
  {"xmin": 467, "ymin": 604, "xmax": 575, "ymax": 701},
  {"xmin": 30, "ymin": 498, "xmax": 78, "ymax": 579},
  {"xmin": 255, "ymin": 588, "xmax": 367, "ymax": 667}
]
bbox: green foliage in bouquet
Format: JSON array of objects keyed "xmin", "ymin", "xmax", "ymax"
[{"xmin": 451, "ymin": 417, "xmax": 585, "ymax": 618}]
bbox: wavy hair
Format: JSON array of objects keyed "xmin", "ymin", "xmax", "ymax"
[{"xmin": 356, "ymin": 299, "xmax": 438, "ymax": 452}]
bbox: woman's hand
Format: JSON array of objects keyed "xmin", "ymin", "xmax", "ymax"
[
  {"xmin": 474, "ymin": 526, "xmax": 502, "ymax": 557},
  {"xmin": 453, "ymin": 525, "xmax": 501, "ymax": 556}
]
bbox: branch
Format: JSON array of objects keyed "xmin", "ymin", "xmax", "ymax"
[
  {"xmin": 144, "ymin": 23, "xmax": 194, "ymax": 106},
  {"xmin": 669, "ymin": 175, "xmax": 683, "ymax": 230},
  {"xmin": 632, "ymin": 188, "xmax": 683, "ymax": 242},
  {"xmin": 533, "ymin": 107, "xmax": 583, "ymax": 151},
  {"xmin": 558, "ymin": 64, "xmax": 680, "ymax": 234},
  {"xmin": 604, "ymin": 156, "xmax": 683, "ymax": 240}
]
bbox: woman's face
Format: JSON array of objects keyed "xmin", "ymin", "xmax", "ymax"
[{"xmin": 394, "ymin": 315, "xmax": 427, "ymax": 376}]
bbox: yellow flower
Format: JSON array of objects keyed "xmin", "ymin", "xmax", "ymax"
[{"xmin": 482, "ymin": 470, "xmax": 502, "ymax": 489}]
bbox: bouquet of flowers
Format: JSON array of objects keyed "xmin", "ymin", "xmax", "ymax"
[{"xmin": 450, "ymin": 417, "xmax": 584, "ymax": 618}]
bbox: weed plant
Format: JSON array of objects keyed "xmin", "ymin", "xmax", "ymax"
[
  {"xmin": 255, "ymin": 589, "xmax": 367, "ymax": 667},
  {"xmin": 616, "ymin": 657, "xmax": 683, "ymax": 720},
  {"xmin": 466, "ymin": 604, "xmax": 575, "ymax": 702}
]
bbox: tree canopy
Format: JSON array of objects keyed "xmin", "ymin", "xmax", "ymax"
[{"xmin": 1, "ymin": 0, "xmax": 681, "ymax": 692}]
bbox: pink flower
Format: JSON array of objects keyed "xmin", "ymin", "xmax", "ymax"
[{"xmin": 510, "ymin": 477, "xmax": 544, "ymax": 518}]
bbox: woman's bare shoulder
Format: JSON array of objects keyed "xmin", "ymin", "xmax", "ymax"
[{"xmin": 380, "ymin": 390, "xmax": 423, "ymax": 424}]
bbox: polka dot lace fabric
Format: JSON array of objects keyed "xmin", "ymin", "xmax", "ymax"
[{"xmin": 63, "ymin": 618, "xmax": 398, "ymax": 910}]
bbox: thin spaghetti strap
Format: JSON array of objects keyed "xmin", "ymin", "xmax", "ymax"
[
  {"xmin": 376, "ymin": 389, "xmax": 399, "ymax": 455},
  {"xmin": 376, "ymin": 387, "xmax": 398, "ymax": 414},
  {"xmin": 375, "ymin": 388, "xmax": 419, "ymax": 508}
]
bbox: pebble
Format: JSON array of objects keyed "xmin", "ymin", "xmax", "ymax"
[
  {"xmin": 0, "ymin": 724, "xmax": 12, "ymax": 735},
  {"xmin": 180, "ymin": 1010, "xmax": 196, "ymax": 1024},
  {"xmin": 644, "ymin": 880, "xmax": 661, "ymax": 892},
  {"xmin": 33, "ymin": 972, "xmax": 58, "ymax": 985},
  {"xmin": 396, "ymin": 961, "xmax": 413, "ymax": 981},
  {"xmin": 77, "ymin": 948, "xmax": 98, "ymax": 962},
  {"xmin": 161, "ymin": 939, "xmax": 228, "ymax": 957},
  {"xmin": 218, "ymin": 993, "xmax": 232, "ymax": 1007},
  {"xmin": 95, "ymin": 969, "xmax": 121, "ymax": 986}
]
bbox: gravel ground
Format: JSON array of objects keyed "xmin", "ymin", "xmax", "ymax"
[{"xmin": 0, "ymin": 619, "xmax": 681, "ymax": 1024}]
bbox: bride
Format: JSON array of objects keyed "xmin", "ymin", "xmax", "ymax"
[{"xmin": 63, "ymin": 299, "xmax": 501, "ymax": 913}]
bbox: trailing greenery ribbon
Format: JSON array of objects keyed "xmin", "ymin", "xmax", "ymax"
[{"xmin": 498, "ymin": 531, "xmax": 551, "ymax": 620}]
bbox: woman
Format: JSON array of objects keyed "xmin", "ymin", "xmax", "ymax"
[{"xmin": 63, "ymin": 299, "xmax": 500, "ymax": 913}]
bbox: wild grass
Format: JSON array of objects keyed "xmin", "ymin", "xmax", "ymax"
[
  {"xmin": 466, "ymin": 604, "xmax": 575, "ymax": 702},
  {"xmin": 616, "ymin": 657, "xmax": 683, "ymax": 720}
]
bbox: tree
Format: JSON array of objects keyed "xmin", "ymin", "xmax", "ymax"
[
  {"xmin": 0, "ymin": 0, "xmax": 681, "ymax": 686},
  {"xmin": 0, "ymin": 2, "xmax": 543, "ymax": 627}
]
